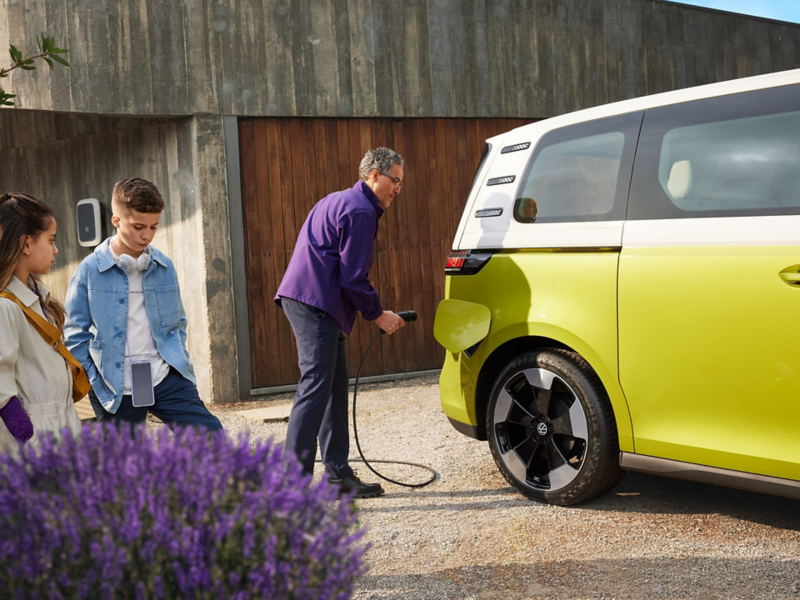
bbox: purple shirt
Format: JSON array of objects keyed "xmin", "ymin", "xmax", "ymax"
[{"xmin": 275, "ymin": 181, "xmax": 384, "ymax": 335}]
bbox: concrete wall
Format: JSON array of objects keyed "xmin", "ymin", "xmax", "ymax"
[
  {"xmin": 2, "ymin": 0, "xmax": 799, "ymax": 119},
  {"xmin": 0, "ymin": 109, "xmax": 238, "ymax": 403}
]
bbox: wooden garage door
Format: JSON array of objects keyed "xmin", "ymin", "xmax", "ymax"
[{"xmin": 238, "ymin": 117, "xmax": 533, "ymax": 390}]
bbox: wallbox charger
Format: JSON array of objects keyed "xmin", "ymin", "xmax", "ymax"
[{"xmin": 76, "ymin": 198, "xmax": 104, "ymax": 247}]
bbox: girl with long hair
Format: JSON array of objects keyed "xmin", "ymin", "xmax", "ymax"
[{"xmin": 0, "ymin": 192, "xmax": 81, "ymax": 451}]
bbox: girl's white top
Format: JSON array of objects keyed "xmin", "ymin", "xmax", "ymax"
[{"xmin": 0, "ymin": 276, "xmax": 82, "ymax": 452}]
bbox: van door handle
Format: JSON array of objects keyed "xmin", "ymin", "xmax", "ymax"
[{"xmin": 779, "ymin": 266, "xmax": 800, "ymax": 286}]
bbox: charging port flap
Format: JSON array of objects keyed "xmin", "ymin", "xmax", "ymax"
[{"xmin": 434, "ymin": 299, "xmax": 491, "ymax": 354}]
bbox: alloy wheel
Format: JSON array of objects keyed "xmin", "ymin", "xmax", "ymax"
[{"xmin": 492, "ymin": 368, "xmax": 589, "ymax": 492}]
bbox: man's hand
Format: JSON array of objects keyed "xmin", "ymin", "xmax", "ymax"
[{"xmin": 375, "ymin": 310, "xmax": 405, "ymax": 335}]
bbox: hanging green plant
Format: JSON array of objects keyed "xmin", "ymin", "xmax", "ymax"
[{"xmin": 1, "ymin": 33, "xmax": 69, "ymax": 107}]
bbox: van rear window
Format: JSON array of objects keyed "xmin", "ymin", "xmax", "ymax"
[
  {"xmin": 629, "ymin": 84, "xmax": 800, "ymax": 220},
  {"xmin": 514, "ymin": 112, "xmax": 642, "ymax": 224}
]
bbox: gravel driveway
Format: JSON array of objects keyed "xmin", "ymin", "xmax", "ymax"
[{"xmin": 209, "ymin": 376, "xmax": 800, "ymax": 600}]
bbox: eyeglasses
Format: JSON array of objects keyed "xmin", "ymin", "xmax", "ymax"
[{"xmin": 379, "ymin": 171, "xmax": 404, "ymax": 189}]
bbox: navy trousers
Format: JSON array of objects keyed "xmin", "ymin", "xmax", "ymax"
[
  {"xmin": 281, "ymin": 298, "xmax": 353, "ymax": 479},
  {"xmin": 88, "ymin": 368, "xmax": 223, "ymax": 432}
]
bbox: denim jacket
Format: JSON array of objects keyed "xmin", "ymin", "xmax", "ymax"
[{"xmin": 64, "ymin": 239, "xmax": 195, "ymax": 413}]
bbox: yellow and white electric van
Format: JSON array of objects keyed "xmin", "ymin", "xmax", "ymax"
[{"xmin": 434, "ymin": 68, "xmax": 800, "ymax": 506}]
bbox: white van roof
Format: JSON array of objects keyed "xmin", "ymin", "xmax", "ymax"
[{"xmin": 495, "ymin": 68, "xmax": 800, "ymax": 142}]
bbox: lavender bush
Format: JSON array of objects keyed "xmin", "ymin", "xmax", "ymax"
[{"xmin": 0, "ymin": 425, "xmax": 367, "ymax": 599}]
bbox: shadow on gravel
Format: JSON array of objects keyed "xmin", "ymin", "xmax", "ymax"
[
  {"xmin": 364, "ymin": 474, "xmax": 800, "ymax": 531},
  {"xmin": 357, "ymin": 487, "xmax": 531, "ymax": 515},
  {"xmin": 355, "ymin": 557, "xmax": 800, "ymax": 599},
  {"xmin": 384, "ymin": 488, "xmax": 516, "ymax": 500},
  {"xmin": 584, "ymin": 472, "xmax": 800, "ymax": 531}
]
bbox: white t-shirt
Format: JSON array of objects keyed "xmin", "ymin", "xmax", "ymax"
[{"xmin": 109, "ymin": 238, "xmax": 170, "ymax": 395}]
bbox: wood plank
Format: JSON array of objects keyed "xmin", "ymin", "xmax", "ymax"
[
  {"xmin": 324, "ymin": 119, "xmax": 341, "ymax": 193},
  {"xmin": 300, "ymin": 120, "xmax": 319, "ymax": 218},
  {"xmin": 253, "ymin": 119, "xmax": 282, "ymax": 389},
  {"xmin": 371, "ymin": 118, "xmax": 397, "ymax": 374},
  {"xmin": 238, "ymin": 121, "xmax": 266, "ymax": 385},
  {"xmin": 413, "ymin": 118, "xmax": 439, "ymax": 367},
  {"xmin": 427, "ymin": 120, "xmax": 447, "ymax": 362},
  {"xmin": 277, "ymin": 119, "xmax": 301, "ymax": 381},
  {"xmin": 291, "ymin": 3, "xmax": 317, "ymax": 117},
  {"xmin": 343, "ymin": 119, "xmax": 362, "ymax": 374},
  {"xmin": 392, "ymin": 119, "xmax": 416, "ymax": 372},
  {"xmin": 265, "ymin": 119, "xmax": 295, "ymax": 385},
  {"xmin": 400, "ymin": 119, "xmax": 427, "ymax": 369},
  {"xmin": 434, "ymin": 119, "xmax": 453, "ymax": 248},
  {"xmin": 347, "ymin": 2, "xmax": 377, "ymax": 116},
  {"xmin": 371, "ymin": 0, "xmax": 396, "ymax": 117},
  {"xmin": 263, "ymin": 0, "xmax": 296, "ymax": 115},
  {"xmin": 454, "ymin": 118, "xmax": 471, "ymax": 234},
  {"xmin": 357, "ymin": 119, "xmax": 381, "ymax": 376},
  {"xmin": 331, "ymin": 0, "xmax": 354, "ymax": 116}
]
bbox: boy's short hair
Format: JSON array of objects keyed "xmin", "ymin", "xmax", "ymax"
[{"xmin": 112, "ymin": 177, "xmax": 165, "ymax": 215}]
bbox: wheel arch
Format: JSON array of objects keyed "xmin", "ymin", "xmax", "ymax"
[{"xmin": 473, "ymin": 326, "xmax": 633, "ymax": 451}]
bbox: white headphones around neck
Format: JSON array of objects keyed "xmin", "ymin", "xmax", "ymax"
[{"xmin": 118, "ymin": 251, "xmax": 151, "ymax": 273}]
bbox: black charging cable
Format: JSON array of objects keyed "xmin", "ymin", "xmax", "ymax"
[{"xmin": 351, "ymin": 310, "xmax": 438, "ymax": 488}]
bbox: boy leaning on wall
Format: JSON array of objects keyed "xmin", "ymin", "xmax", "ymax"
[{"xmin": 64, "ymin": 177, "xmax": 222, "ymax": 432}]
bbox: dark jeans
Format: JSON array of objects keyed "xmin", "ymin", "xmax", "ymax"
[
  {"xmin": 281, "ymin": 298, "xmax": 353, "ymax": 479},
  {"xmin": 88, "ymin": 368, "xmax": 223, "ymax": 432}
]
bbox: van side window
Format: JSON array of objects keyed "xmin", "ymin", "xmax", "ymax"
[
  {"xmin": 629, "ymin": 84, "xmax": 800, "ymax": 219},
  {"xmin": 514, "ymin": 112, "xmax": 642, "ymax": 223}
]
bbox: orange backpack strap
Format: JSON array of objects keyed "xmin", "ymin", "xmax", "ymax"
[
  {"xmin": 0, "ymin": 290, "xmax": 60, "ymax": 344},
  {"xmin": 0, "ymin": 290, "xmax": 90, "ymax": 402}
]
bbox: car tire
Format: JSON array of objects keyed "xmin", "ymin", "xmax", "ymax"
[{"xmin": 486, "ymin": 348, "xmax": 624, "ymax": 506}]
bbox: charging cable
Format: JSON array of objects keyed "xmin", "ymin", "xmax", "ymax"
[{"xmin": 351, "ymin": 310, "xmax": 438, "ymax": 488}]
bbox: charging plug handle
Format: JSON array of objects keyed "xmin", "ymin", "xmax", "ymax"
[{"xmin": 396, "ymin": 310, "xmax": 417, "ymax": 323}]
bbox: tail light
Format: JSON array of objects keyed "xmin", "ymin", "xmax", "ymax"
[{"xmin": 444, "ymin": 250, "xmax": 493, "ymax": 275}]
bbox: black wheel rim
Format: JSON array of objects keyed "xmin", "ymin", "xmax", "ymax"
[{"xmin": 493, "ymin": 368, "xmax": 588, "ymax": 492}]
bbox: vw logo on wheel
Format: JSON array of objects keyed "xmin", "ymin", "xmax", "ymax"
[{"xmin": 537, "ymin": 422, "xmax": 548, "ymax": 436}]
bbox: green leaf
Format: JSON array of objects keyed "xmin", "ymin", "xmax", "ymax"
[
  {"xmin": 9, "ymin": 45, "xmax": 21, "ymax": 64},
  {"xmin": 44, "ymin": 57, "xmax": 54, "ymax": 70},
  {"xmin": 51, "ymin": 54, "xmax": 69, "ymax": 67},
  {"xmin": 52, "ymin": 48, "xmax": 69, "ymax": 54},
  {"xmin": 20, "ymin": 65, "xmax": 35, "ymax": 70},
  {"xmin": 0, "ymin": 89, "xmax": 12, "ymax": 105},
  {"xmin": 24, "ymin": 58, "xmax": 34, "ymax": 65}
]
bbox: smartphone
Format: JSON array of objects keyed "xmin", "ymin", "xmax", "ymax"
[{"xmin": 130, "ymin": 361, "xmax": 155, "ymax": 408}]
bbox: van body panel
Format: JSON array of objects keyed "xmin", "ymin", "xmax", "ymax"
[
  {"xmin": 461, "ymin": 221, "xmax": 625, "ymax": 250},
  {"xmin": 437, "ymin": 251, "xmax": 634, "ymax": 450},
  {"xmin": 619, "ymin": 217, "xmax": 800, "ymax": 481}
]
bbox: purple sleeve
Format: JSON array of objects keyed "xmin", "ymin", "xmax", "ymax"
[
  {"xmin": 339, "ymin": 212, "xmax": 384, "ymax": 321},
  {"xmin": 0, "ymin": 396, "xmax": 34, "ymax": 445}
]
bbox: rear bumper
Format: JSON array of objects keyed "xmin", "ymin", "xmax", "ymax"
[
  {"xmin": 439, "ymin": 350, "xmax": 478, "ymax": 429},
  {"xmin": 447, "ymin": 416, "xmax": 480, "ymax": 439}
]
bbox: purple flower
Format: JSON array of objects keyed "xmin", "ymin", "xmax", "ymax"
[{"xmin": 0, "ymin": 425, "xmax": 367, "ymax": 599}]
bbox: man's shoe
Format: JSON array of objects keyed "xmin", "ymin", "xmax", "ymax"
[{"xmin": 329, "ymin": 473, "xmax": 384, "ymax": 498}]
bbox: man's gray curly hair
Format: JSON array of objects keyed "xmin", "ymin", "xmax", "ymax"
[{"xmin": 359, "ymin": 147, "xmax": 404, "ymax": 181}]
